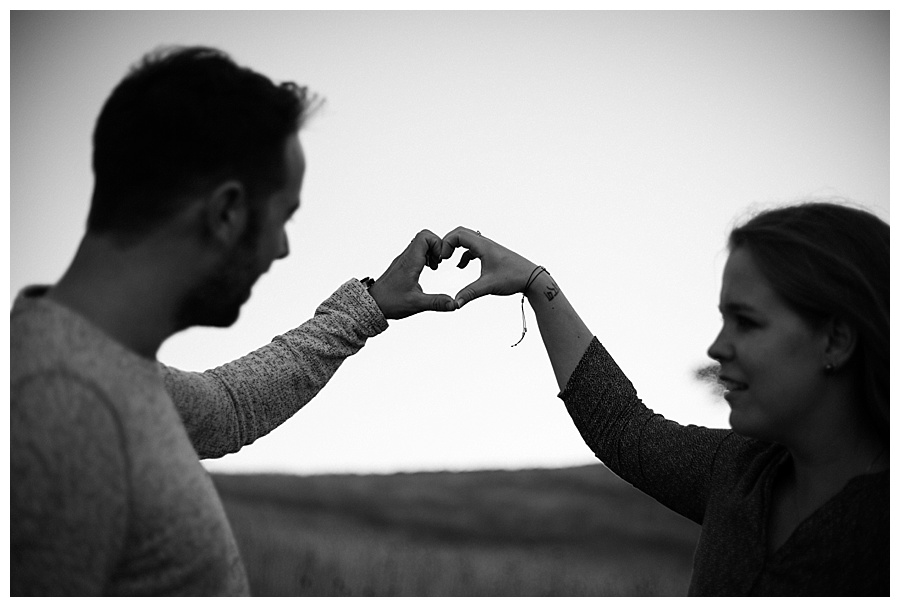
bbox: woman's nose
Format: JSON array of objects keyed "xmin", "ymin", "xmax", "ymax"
[{"xmin": 707, "ymin": 328, "xmax": 730, "ymax": 362}]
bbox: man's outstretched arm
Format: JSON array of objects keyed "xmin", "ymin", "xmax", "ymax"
[{"xmin": 162, "ymin": 230, "xmax": 456, "ymax": 458}]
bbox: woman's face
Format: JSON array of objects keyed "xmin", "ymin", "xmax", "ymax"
[{"xmin": 707, "ymin": 247, "xmax": 830, "ymax": 443}]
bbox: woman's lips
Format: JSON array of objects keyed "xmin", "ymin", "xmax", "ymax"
[{"xmin": 719, "ymin": 376, "xmax": 748, "ymax": 392}]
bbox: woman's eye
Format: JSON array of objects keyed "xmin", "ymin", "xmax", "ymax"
[{"xmin": 735, "ymin": 316, "xmax": 757, "ymax": 330}]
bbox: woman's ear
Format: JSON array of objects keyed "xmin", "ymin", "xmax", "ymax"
[
  {"xmin": 204, "ymin": 180, "xmax": 248, "ymax": 246},
  {"xmin": 824, "ymin": 317, "xmax": 858, "ymax": 372}
]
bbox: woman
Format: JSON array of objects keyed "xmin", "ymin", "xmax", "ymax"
[{"xmin": 440, "ymin": 202, "xmax": 888, "ymax": 596}]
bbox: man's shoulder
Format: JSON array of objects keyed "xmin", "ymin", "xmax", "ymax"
[
  {"xmin": 11, "ymin": 288, "xmax": 158, "ymax": 398},
  {"xmin": 11, "ymin": 288, "xmax": 184, "ymax": 455},
  {"xmin": 11, "ymin": 288, "xmax": 73, "ymax": 375},
  {"xmin": 13, "ymin": 288, "xmax": 94, "ymax": 373}
]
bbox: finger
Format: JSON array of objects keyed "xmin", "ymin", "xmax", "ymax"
[
  {"xmin": 426, "ymin": 234, "xmax": 444, "ymax": 271},
  {"xmin": 440, "ymin": 226, "xmax": 482, "ymax": 260},
  {"xmin": 409, "ymin": 229, "xmax": 442, "ymax": 271},
  {"xmin": 457, "ymin": 250, "xmax": 478, "ymax": 269},
  {"xmin": 415, "ymin": 229, "xmax": 442, "ymax": 268}
]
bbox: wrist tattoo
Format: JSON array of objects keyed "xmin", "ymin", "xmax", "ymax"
[{"xmin": 544, "ymin": 282, "xmax": 560, "ymax": 301}]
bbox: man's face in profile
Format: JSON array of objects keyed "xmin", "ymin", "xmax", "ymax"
[{"xmin": 179, "ymin": 135, "xmax": 305, "ymax": 329}]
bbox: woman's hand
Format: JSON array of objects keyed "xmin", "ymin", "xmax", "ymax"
[
  {"xmin": 441, "ymin": 226, "xmax": 591, "ymax": 390},
  {"xmin": 440, "ymin": 226, "xmax": 539, "ymax": 308}
]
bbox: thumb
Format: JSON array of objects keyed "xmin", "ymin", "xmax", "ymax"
[
  {"xmin": 454, "ymin": 277, "xmax": 492, "ymax": 309},
  {"xmin": 416, "ymin": 292, "xmax": 459, "ymax": 313}
]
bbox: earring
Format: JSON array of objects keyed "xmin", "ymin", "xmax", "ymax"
[{"xmin": 824, "ymin": 362, "xmax": 835, "ymax": 374}]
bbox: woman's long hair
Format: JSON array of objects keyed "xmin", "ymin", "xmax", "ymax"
[{"xmin": 729, "ymin": 202, "xmax": 889, "ymax": 442}]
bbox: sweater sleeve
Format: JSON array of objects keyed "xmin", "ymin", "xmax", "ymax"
[
  {"xmin": 559, "ymin": 337, "xmax": 735, "ymax": 524},
  {"xmin": 161, "ymin": 279, "xmax": 389, "ymax": 459}
]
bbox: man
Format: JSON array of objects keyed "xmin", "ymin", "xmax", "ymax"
[{"xmin": 10, "ymin": 46, "xmax": 457, "ymax": 595}]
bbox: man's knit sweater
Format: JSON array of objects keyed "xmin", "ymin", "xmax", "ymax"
[
  {"xmin": 10, "ymin": 279, "xmax": 387, "ymax": 596},
  {"xmin": 560, "ymin": 338, "xmax": 888, "ymax": 596}
]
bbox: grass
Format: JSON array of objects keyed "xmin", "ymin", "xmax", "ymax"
[{"xmin": 212, "ymin": 463, "xmax": 700, "ymax": 596}]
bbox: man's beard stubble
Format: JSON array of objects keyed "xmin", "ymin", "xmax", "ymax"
[{"xmin": 175, "ymin": 229, "xmax": 262, "ymax": 330}]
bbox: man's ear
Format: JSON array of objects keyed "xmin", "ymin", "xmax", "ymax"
[
  {"xmin": 824, "ymin": 317, "xmax": 858, "ymax": 371},
  {"xmin": 205, "ymin": 180, "xmax": 249, "ymax": 246}
]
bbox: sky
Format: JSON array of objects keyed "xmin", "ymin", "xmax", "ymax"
[{"xmin": 9, "ymin": 10, "xmax": 890, "ymax": 476}]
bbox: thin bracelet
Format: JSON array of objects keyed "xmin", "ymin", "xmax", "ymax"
[{"xmin": 511, "ymin": 266, "xmax": 547, "ymax": 347}]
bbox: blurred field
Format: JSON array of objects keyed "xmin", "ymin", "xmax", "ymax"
[{"xmin": 212, "ymin": 463, "xmax": 700, "ymax": 596}]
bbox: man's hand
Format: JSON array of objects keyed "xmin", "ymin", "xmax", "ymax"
[
  {"xmin": 440, "ymin": 227, "xmax": 537, "ymax": 308},
  {"xmin": 368, "ymin": 229, "xmax": 458, "ymax": 320}
]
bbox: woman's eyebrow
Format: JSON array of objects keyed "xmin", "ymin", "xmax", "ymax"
[{"xmin": 718, "ymin": 302, "xmax": 756, "ymax": 315}]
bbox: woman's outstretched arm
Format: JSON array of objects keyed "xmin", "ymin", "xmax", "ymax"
[
  {"xmin": 441, "ymin": 226, "xmax": 729, "ymax": 525},
  {"xmin": 441, "ymin": 226, "xmax": 592, "ymax": 391}
]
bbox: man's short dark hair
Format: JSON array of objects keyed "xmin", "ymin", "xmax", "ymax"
[{"xmin": 87, "ymin": 46, "xmax": 313, "ymax": 238}]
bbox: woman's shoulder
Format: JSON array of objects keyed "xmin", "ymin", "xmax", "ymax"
[{"xmin": 708, "ymin": 436, "xmax": 785, "ymax": 487}]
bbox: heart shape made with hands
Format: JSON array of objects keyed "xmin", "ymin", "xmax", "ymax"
[{"xmin": 417, "ymin": 247, "xmax": 482, "ymax": 302}]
